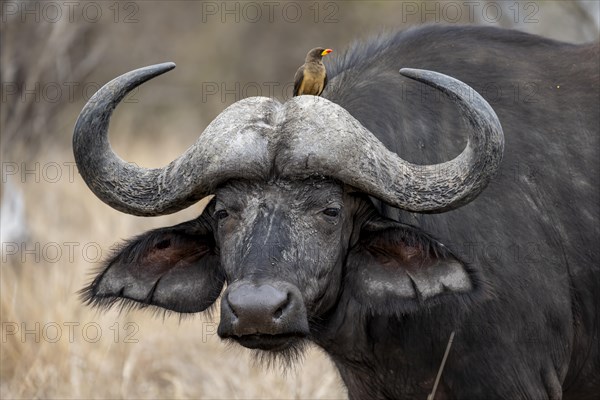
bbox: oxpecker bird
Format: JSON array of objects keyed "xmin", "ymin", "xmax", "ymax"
[{"xmin": 293, "ymin": 47, "xmax": 333, "ymax": 97}]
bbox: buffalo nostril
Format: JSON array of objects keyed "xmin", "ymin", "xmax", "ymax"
[
  {"xmin": 274, "ymin": 307, "xmax": 283, "ymax": 319},
  {"xmin": 273, "ymin": 291, "xmax": 291, "ymax": 320}
]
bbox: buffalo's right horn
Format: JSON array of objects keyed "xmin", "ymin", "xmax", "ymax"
[{"xmin": 73, "ymin": 63, "xmax": 270, "ymax": 216}]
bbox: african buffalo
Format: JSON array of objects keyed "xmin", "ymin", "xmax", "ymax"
[{"xmin": 74, "ymin": 25, "xmax": 599, "ymax": 399}]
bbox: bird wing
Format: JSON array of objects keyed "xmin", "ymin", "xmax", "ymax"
[
  {"xmin": 322, "ymin": 71, "xmax": 328, "ymax": 94},
  {"xmin": 293, "ymin": 65, "xmax": 305, "ymax": 97}
]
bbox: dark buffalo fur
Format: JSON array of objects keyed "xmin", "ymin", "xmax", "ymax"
[
  {"xmin": 321, "ymin": 25, "xmax": 599, "ymax": 399},
  {"xmin": 83, "ymin": 25, "xmax": 599, "ymax": 399}
]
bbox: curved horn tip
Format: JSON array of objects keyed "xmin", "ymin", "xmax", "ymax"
[
  {"xmin": 127, "ymin": 62, "xmax": 176, "ymax": 81},
  {"xmin": 398, "ymin": 67, "xmax": 498, "ymax": 115},
  {"xmin": 399, "ymin": 68, "xmax": 455, "ymax": 88},
  {"xmin": 398, "ymin": 67, "xmax": 422, "ymax": 79},
  {"xmin": 144, "ymin": 62, "xmax": 176, "ymax": 75},
  {"xmin": 154, "ymin": 61, "xmax": 176, "ymax": 70}
]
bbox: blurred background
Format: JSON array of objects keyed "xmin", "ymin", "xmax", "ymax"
[{"xmin": 1, "ymin": 1, "xmax": 598, "ymax": 398}]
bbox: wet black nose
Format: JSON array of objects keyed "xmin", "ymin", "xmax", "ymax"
[{"xmin": 218, "ymin": 282, "xmax": 309, "ymax": 340}]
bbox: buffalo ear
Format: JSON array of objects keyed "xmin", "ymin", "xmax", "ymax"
[
  {"xmin": 81, "ymin": 211, "xmax": 224, "ymax": 314},
  {"xmin": 346, "ymin": 219, "xmax": 481, "ymax": 314}
]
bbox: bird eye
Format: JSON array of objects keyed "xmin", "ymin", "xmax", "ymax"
[
  {"xmin": 323, "ymin": 208, "xmax": 340, "ymax": 217},
  {"xmin": 215, "ymin": 210, "xmax": 229, "ymax": 220}
]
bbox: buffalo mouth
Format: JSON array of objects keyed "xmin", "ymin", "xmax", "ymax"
[{"xmin": 233, "ymin": 332, "xmax": 307, "ymax": 352}]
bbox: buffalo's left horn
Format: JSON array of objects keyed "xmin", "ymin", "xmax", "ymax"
[
  {"xmin": 302, "ymin": 68, "xmax": 504, "ymax": 213},
  {"xmin": 376, "ymin": 68, "xmax": 505, "ymax": 212}
]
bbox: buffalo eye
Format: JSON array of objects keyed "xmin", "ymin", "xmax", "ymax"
[
  {"xmin": 323, "ymin": 207, "xmax": 341, "ymax": 217},
  {"xmin": 215, "ymin": 209, "xmax": 229, "ymax": 220}
]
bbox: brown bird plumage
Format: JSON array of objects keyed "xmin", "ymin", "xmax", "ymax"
[{"xmin": 293, "ymin": 47, "xmax": 332, "ymax": 96}]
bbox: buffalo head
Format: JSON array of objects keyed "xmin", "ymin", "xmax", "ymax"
[{"xmin": 74, "ymin": 63, "xmax": 503, "ymax": 356}]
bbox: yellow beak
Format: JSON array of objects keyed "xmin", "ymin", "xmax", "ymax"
[{"xmin": 321, "ymin": 49, "xmax": 333, "ymax": 56}]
